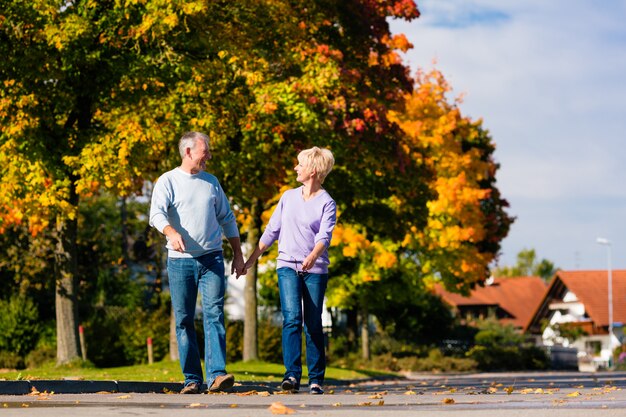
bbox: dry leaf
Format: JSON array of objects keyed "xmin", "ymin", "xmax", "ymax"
[
  {"xmin": 188, "ymin": 403, "xmax": 204, "ymax": 408},
  {"xmin": 237, "ymin": 390, "xmax": 258, "ymax": 396},
  {"xmin": 357, "ymin": 402, "xmax": 372, "ymax": 406},
  {"xmin": 487, "ymin": 387, "xmax": 498, "ymax": 394},
  {"xmin": 117, "ymin": 395, "xmax": 131, "ymax": 399},
  {"xmin": 268, "ymin": 401, "xmax": 295, "ymax": 415},
  {"xmin": 377, "ymin": 400, "xmax": 385, "ymax": 406},
  {"xmin": 567, "ymin": 391, "xmax": 581, "ymax": 397},
  {"xmin": 404, "ymin": 390, "xmax": 416, "ymax": 395},
  {"xmin": 332, "ymin": 402, "xmax": 342, "ymax": 407},
  {"xmin": 520, "ymin": 388, "xmax": 534, "ymax": 394},
  {"xmin": 368, "ymin": 394, "xmax": 383, "ymax": 399},
  {"xmin": 505, "ymin": 386, "xmax": 514, "ymax": 394},
  {"xmin": 229, "ymin": 404, "xmax": 238, "ymax": 408},
  {"xmin": 257, "ymin": 391, "xmax": 271, "ymax": 396},
  {"xmin": 442, "ymin": 398, "xmax": 455, "ymax": 404}
]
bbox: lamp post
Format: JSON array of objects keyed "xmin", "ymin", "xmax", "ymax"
[{"xmin": 597, "ymin": 237, "xmax": 613, "ymax": 368}]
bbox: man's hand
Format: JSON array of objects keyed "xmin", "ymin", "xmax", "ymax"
[
  {"xmin": 232, "ymin": 254, "xmax": 246, "ymax": 279},
  {"xmin": 163, "ymin": 225, "xmax": 185, "ymax": 252}
]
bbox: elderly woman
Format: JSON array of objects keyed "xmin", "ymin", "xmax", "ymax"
[{"xmin": 244, "ymin": 146, "xmax": 336, "ymax": 395}]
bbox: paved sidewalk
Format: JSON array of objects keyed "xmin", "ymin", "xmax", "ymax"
[{"xmin": 2, "ymin": 371, "xmax": 626, "ymax": 416}]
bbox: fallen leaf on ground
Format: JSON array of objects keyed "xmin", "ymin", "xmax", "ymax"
[
  {"xmin": 268, "ymin": 401, "xmax": 295, "ymax": 414},
  {"xmin": 187, "ymin": 403, "xmax": 205, "ymax": 408},
  {"xmin": 567, "ymin": 391, "xmax": 581, "ymax": 397},
  {"xmin": 442, "ymin": 398, "xmax": 455, "ymax": 404},
  {"xmin": 237, "ymin": 390, "xmax": 258, "ymax": 396}
]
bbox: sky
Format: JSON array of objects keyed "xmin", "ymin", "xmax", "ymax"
[{"xmin": 389, "ymin": 0, "xmax": 626, "ymax": 272}]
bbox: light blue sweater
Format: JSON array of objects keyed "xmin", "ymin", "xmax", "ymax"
[{"xmin": 149, "ymin": 168, "xmax": 239, "ymax": 258}]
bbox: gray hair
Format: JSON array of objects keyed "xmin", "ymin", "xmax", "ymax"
[{"xmin": 178, "ymin": 131, "xmax": 210, "ymax": 159}]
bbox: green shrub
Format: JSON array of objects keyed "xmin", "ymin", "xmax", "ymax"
[
  {"xmin": 258, "ymin": 316, "xmax": 282, "ymax": 364},
  {"xmin": 0, "ymin": 295, "xmax": 41, "ymax": 358},
  {"xmin": 467, "ymin": 318, "xmax": 549, "ymax": 371},
  {"xmin": 0, "ymin": 350, "xmax": 24, "ymax": 369},
  {"xmin": 225, "ymin": 316, "xmax": 283, "ymax": 364},
  {"xmin": 119, "ymin": 302, "xmax": 170, "ymax": 364},
  {"xmin": 226, "ymin": 319, "xmax": 243, "ymax": 362}
]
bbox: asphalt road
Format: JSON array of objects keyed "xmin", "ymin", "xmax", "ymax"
[{"xmin": 3, "ymin": 371, "xmax": 626, "ymax": 416}]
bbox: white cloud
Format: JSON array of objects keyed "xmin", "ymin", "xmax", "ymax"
[{"xmin": 390, "ymin": 0, "xmax": 626, "ymax": 269}]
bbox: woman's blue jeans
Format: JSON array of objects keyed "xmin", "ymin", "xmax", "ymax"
[
  {"xmin": 167, "ymin": 251, "xmax": 227, "ymax": 388},
  {"xmin": 277, "ymin": 267, "xmax": 328, "ymax": 386}
]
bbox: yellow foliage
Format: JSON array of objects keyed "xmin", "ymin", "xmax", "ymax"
[{"xmin": 389, "ymin": 68, "xmax": 500, "ymax": 287}]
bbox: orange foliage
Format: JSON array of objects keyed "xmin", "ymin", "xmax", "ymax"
[{"xmin": 389, "ymin": 68, "xmax": 502, "ymax": 291}]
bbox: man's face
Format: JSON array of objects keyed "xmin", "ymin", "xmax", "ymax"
[{"xmin": 189, "ymin": 139, "xmax": 211, "ymax": 173}]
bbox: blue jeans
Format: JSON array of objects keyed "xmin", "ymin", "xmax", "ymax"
[
  {"xmin": 167, "ymin": 251, "xmax": 227, "ymax": 388},
  {"xmin": 277, "ymin": 267, "xmax": 328, "ymax": 386}
]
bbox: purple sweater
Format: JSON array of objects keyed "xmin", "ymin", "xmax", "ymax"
[{"xmin": 260, "ymin": 186, "xmax": 337, "ymax": 274}]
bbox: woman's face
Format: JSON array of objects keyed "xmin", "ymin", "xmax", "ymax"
[{"xmin": 295, "ymin": 160, "xmax": 315, "ymax": 183}]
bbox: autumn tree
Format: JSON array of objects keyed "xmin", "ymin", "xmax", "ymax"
[
  {"xmin": 1, "ymin": 0, "xmax": 426, "ymax": 364},
  {"xmin": 321, "ymin": 68, "xmax": 512, "ymax": 356},
  {"xmin": 0, "ymin": 0, "xmax": 254, "ymax": 364},
  {"xmin": 387, "ymin": 68, "xmax": 513, "ymax": 295}
]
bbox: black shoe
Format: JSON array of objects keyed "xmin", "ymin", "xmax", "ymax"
[
  {"xmin": 281, "ymin": 376, "xmax": 299, "ymax": 393},
  {"xmin": 180, "ymin": 382, "xmax": 201, "ymax": 394},
  {"xmin": 309, "ymin": 383, "xmax": 324, "ymax": 395}
]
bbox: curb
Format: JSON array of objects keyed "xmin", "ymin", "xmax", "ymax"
[
  {"xmin": 0, "ymin": 376, "xmax": 405, "ymax": 396},
  {"xmin": 0, "ymin": 380, "xmax": 184, "ymax": 395}
]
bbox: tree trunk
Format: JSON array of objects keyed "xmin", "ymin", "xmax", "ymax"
[
  {"xmin": 54, "ymin": 215, "xmax": 81, "ymax": 365},
  {"xmin": 346, "ymin": 308, "xmax": 358, "ymax": 352},
  {"xmin": 243, "ymin": 198, "xmax": 262, "ymax": 361},
  {"xmin": 360, "ymin": 309, "xmax": 370, "ymax": 361}
]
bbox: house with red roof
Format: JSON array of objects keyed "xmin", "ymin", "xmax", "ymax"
[
  {"xmin": 526, "ymin": 270, "xmax": 626, "ymax": 370},
  {"xmin": 434, "ymin": 276, "xmax": 548, "ymax": 330}
]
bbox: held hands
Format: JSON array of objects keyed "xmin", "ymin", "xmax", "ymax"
[{"xmin": 232, "ymin": 254, "xmax": 246, "ymax": 279}]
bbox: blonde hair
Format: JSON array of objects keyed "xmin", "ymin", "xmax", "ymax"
[{"xmin": 298, "ymin": 147, "xmax": 334, "ymax": 184}]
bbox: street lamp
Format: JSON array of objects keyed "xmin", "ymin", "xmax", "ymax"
[{"xmin": 597, "ymin": 237, "xmax": 613, "ymax": 368}]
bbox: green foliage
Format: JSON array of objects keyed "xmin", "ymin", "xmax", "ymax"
[
  {"xmin": 226, "ymin": 320, "xmax": 244, "ymax": 363},
  {"xmin": 467, "ymin": 318, "xmax": 549, "ymax": 371},
  {"xmin": 368, "ymin": 275, "xmax": 455, "ymax": 345},
  {"xmin": 0, "ymin": 351, "xmax": 24, "ymax": 369},
  {"xmin": 0, "ymin": 294, "xmax": 41, "ymax": 358},
  {"xmin": 119, "ymin": 302, "xmax": 170, "ymax": 365},
  {"xmin": 493, "ymin": 248, "xmax": 558, "ymax": 281},
  {"xmin": 226, "ymin": 316, "xmax": 283, "ymax": 364}
]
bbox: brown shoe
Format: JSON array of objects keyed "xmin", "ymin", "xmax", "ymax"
[
  {"xmin": 209, "ymin": 374, "xmax": 235, "ymax": 392},
  {"xmin": 180, "ymin": 382, "xmax": 201, "ymax": 394}
]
